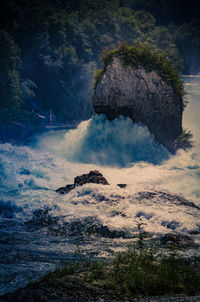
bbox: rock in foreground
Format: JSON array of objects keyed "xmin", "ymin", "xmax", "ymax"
[
  {"xmin": 56, "ymin": 170, "xmax": 109, "ymax": 194},
  {"xmin": 1, "ymin": 272, "xmax": 200, "ymax": 302},
  {"xmin": 93, "ymin": 45, "xmax": 185, "ymax": 152}
]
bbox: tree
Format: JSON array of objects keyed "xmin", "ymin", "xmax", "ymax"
[{"xmin": 0, "ymin": 30, "xmax": 23, "ymax": 122}]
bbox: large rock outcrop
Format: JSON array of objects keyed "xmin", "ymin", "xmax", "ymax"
[{"xmin": 93, "ymin": 56, "xmax": 184, "ymax": 152}]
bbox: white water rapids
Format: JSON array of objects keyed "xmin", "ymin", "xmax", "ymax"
[{"xmin": 0, "ymin": 75, "xmax": 200, "ymax": 295}]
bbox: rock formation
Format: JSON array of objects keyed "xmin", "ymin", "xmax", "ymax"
[
  {"xmin": 74, "ymin": 170, "xmax": 109, "ymax": 186},
  {"xmin": 93, "ymin": 52, "xmax": 184, "ymax": 152},
  {"xmin": 160, "ymin": 233, "xmax": 196, "ymax": 249},
  {"xmin": 56, "ymin": 170, "xmax": 109, "ymax": 194}
]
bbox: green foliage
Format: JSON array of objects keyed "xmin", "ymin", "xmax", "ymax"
[
  {"xmin": 42, "ymin": 263, "xmax": 77, "ymax": 281},
  {"xmin": 41, "ymin": 230, "xmax": 200, "ymax": 298},
  {"xmin": 173, "ymin": 129, "xmax": 194, "ymax": 151},
  {"xmin": 95, "ymin": 43, "xmax": 185, "ymax": 99},
  {"xmin": 122, "ymin": 0, "xmax": 200, "ymax": 25},
  {"xmin": 0, "ymin": 30, "xmax": 24, "ymax": 123},
  {"xmin": 94, "ymin": 69, "xmax": 104, "ymax": 89},
  {"xmin": 104, "ymin": 247, "xmax": 200, "ymax": 297},
  {"xmin": 172, "ymin": 19, "xmax": 200, "ymax": 73},
  {"xmin": 0, "ymin": 0, "xmax": 199, "ymax": 130},
  {"xmin": 135, "ymin": 219, "xmax": 148, "ymax": 251}
]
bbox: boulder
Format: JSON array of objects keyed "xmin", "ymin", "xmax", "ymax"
[
  {"xmin": 93, "ymin": 54, "xmax": 184, "ymax": 152},
  {"xmin": 74, "ymin": 170, "xmax": 109, "ymax": 186},
  {"xmin": 56, "ymin": 170, "xmax": 109, "ymax": 194},
  {"xmin": 56, "ymin": 184, "xmax": 75, "ymax": 195},
  {"xmin": 117, "ymin": 184, "xmax": 127, "ymax": 188}
]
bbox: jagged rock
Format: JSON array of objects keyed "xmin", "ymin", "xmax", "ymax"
[
  {"xmin": 117, "ymin": 184, "xmax": 127, "ymax": 188},
  {"xmin": 25, "ymin": 208, "xmax": 58, "ymax": 227},
  {"xmin": 56, "ymin": 170, "xmax": 109, "ymax": 194},
  {"xmin": 160, "ymin": 233, "xmax": 196, "ymax": 249},
  {"xmin": 93, "ymin": 56, "xmax": 183, "ymax": 152},
  {"xmin": 74, "ymin": 170, "xmax": 109, "ymax": 186},
  {"xmin": 136, "ymin": 191, "xmax": 200, "ymax": 210},
  {"xmin": 66, "ymin": 217, "xmax": 126, "ymax": 238},
  {"xmin": 56, "ymin": 184, "xmax": 75, "ymax": 194},
  {"xmin": 47, "ymin": 216, "xmax": 127, "ymax": 238}
]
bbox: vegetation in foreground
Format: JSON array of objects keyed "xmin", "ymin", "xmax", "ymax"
[{"xmin": 42, "ymin": 228, "xmax": 200, "ymax": 299}]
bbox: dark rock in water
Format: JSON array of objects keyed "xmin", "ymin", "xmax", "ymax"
[
  {"xmin": 64, "ymin": 217, "xmax": 126, "ymax": 239},
  {"xmin": 136, "ymin": 191, "xmax": 200, "ymax": 210},
  {"xmin": 56, "ymin": 170, "xmax": 109, "ymax": 194},
  {"xmin": 117, "ymin": 184, "xmax": 127, "ymax": 188},
  {"xmin": 0, "ymin": 200, "xmax": 22, "ymax": 218},
  {"xmin": 74, "ymin": 170, "xmax": 109, "ymax": 186},
  {"xmin": 136, "ymin": 191, "xmax": 157, "ymax": 200},
  {"xmin": 49, "ymin": 216, "xmax": 126, "ymax": 238},
  {"xmin": 86, "ymin": 224, "xmax": 126, "ymax": 239},
  {"xmin": 160, "ymin": 233, "xmax": 196, "ymax": 249},
  {"xmin": 93, "ymin": 55, "xmax": 184, "ymax": 152},
  {"xmin": 56, "ymin": 184, "xmax": 75, "ymax": 194},
  {"xmin": 157, "ymin": 191, "xmax": 200, "ymax": 210},
  {"xmin": 25, "ymin": 208, "xmax": 58, "ymax": 227}
]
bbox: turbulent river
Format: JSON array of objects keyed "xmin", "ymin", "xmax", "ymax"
[{"xmin": 0, "ymin": 76, "xmax": 200, "ymax": 296}]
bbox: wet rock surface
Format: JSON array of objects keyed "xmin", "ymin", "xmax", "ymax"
[
  {"xmin": 25, "ymin": 208, "xmax": 58, "ymax": 227},
  {"xmin": 117, "ymin": 184, "xmax": 127, "ymax": 188},
  {"xmin": 25, "ymin": 211, "xmax": 127, "ymax": 239},
  {"xmin": 49, "ymin": 216, "xmax": 127, "ymax": 238},
  {"xmin": 74, "ymin": 170, "xmax": 109, "ymax": 186},
  {"xmin": 93, "ymin": 56, "xmax": 183, "ymax": 152},
  {"xmin": 160, "ymin": 233, "xmax": 197, "ymax": 249},
  {"xmin": 1, "ymin": 276, "xmax": 200, "ymax": 302},
  {"xmin": 64, "ymin": 217, "xmax": 126, "ymax": 238},
  {"xmin": 56, "ymin": 170, "xmax": 109, "ymax": 194},
  {"xmin": 57, "ymin": 184, "xmax": 76, "ymax": 194},
  {"xmin": 136, "ymin": 191, "xmax": 200, "ymax": 210}
]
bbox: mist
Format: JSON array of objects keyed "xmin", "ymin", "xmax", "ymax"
[
  {"xmin": 1, "ymin": 74, "xmax": 200, "ymax": 297},
  {"xmin": 24, "ymin": 76, "xmax": 198, "ymax": 206}
]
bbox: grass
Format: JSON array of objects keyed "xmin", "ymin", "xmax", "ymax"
[
  {"xmin": 42, "ymin": 226, "xmax": 200, "ymax": 299},
  {"xmin": 95, "ymin": 43, "xmax": 185, "ymax": 101},
  {"xmin": 101, "ymin": 247, "xmax": 200, "ymax": 297},
  {"xmin": 42, "ymin": 246, "xmax": 200, "ymax": 298}
]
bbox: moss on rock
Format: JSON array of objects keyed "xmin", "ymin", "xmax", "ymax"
[{"xmin": 95, "ymin": 43, "xmax": 185, "ymax": 99}]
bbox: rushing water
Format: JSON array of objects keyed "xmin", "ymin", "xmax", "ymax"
[{"xmin": 0, "ymin": 75, "xmax": 200, "ymax": 296}]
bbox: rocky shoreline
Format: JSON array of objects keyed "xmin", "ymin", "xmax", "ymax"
[{"xmin": 1, "ymin": 275, "xmax": 200, "ymax": 302}]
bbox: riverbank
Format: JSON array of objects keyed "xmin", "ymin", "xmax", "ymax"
[
  {"xmin": 1, "ymin": 252, "xmax": 200, "ymax": 302},
  {"xmin": 1, "ymin": 233, "xmax": 200, "ymax": 302},
  {"xmin": 1, "ymin": 276, "xmax": 200, "ymax": 302}
]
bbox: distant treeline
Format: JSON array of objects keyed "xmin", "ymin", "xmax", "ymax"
[{"xmin": 0, "ymin": 0, "xmax": 199, "ymax": 135}]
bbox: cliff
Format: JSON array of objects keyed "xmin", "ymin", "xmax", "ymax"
[{"xmin": 93, "ymin": 45, "xmax": 185, "ymax": 152}]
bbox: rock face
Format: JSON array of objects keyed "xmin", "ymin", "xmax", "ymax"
[
  {"xmin": 161, "ymin": 233, "xmax": 196, "ymax": 249},
  {"xmin": 93, "ymin": 56, "xmax": 183, "ymax": 152},
  {"xmin": 56, "ymin": 170, "xmax": 109, "ymax": 194},
  {"xmin": 74, "ymin": 170, "xmax": 109, "ymax": 186}
]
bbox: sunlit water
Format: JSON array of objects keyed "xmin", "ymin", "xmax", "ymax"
[{"xmin": 0, "ymin": 76, "xmax": 200, "ymax": 295}]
